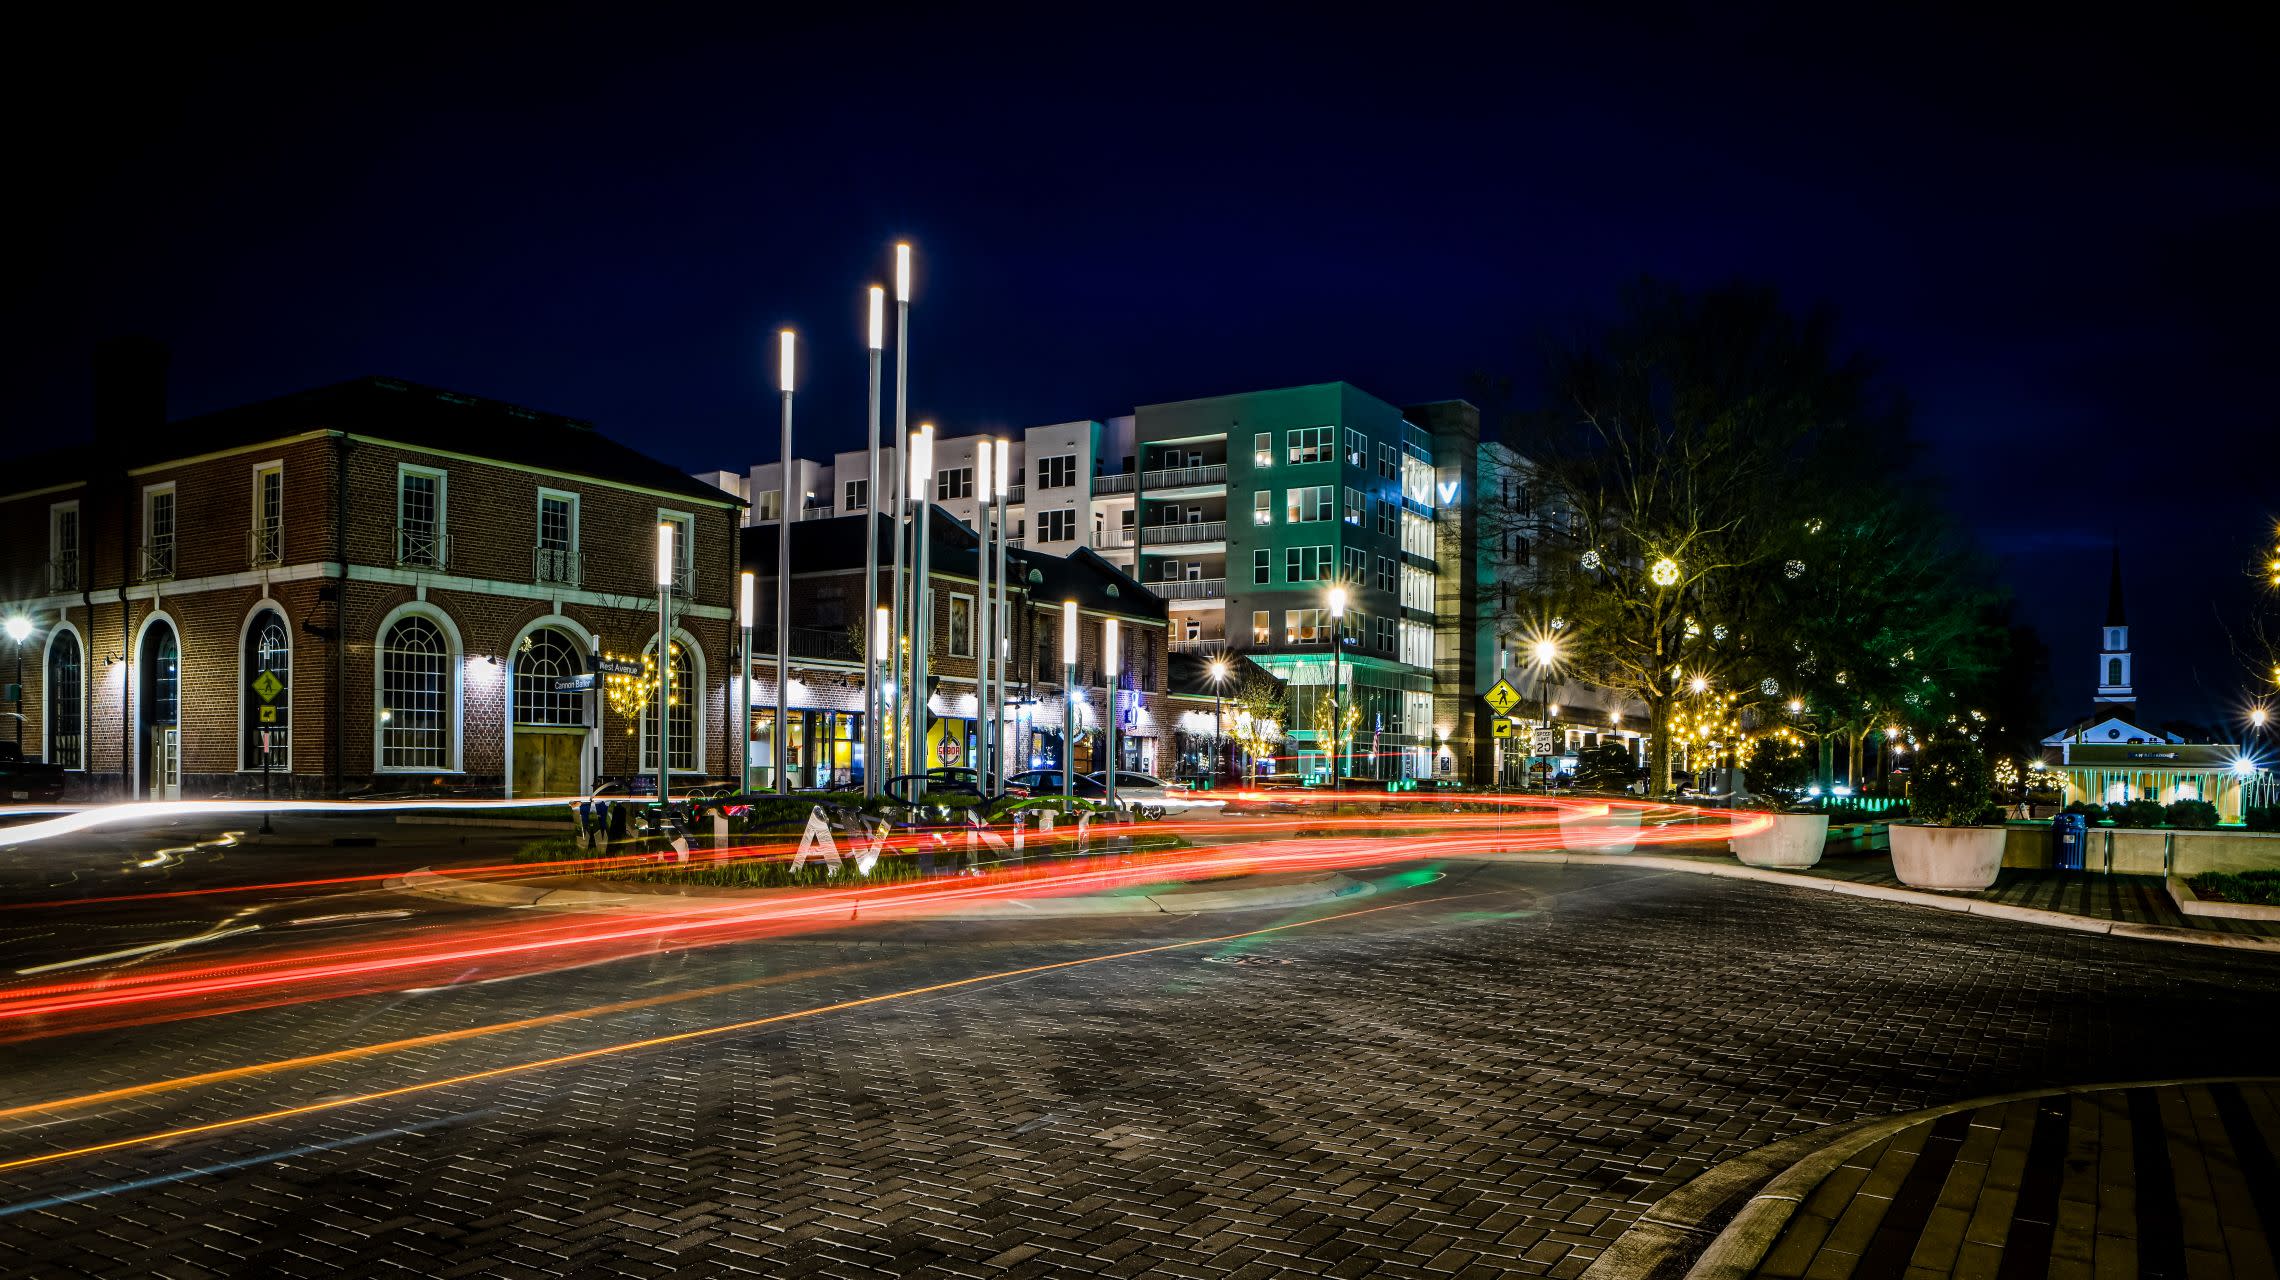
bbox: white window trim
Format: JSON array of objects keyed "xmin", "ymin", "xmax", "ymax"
[
  {"xmin": 49, "ymin": 499, "xmax": 80, "ymax": 564},
  {"xmin": 639, "ymin": 627, "xmax": 708, "ymax": 776},
  {"xmin": 127, "ymin": 608, "xmax": 184, "ymax": 799},
  {"xmin": 235, "ymin": 598, "xmax": 293, "ymax": 774},
  {"xmin": 537, "ymin": 487, "xmax": 581, "ymax": 555},
  {"xmin": 843, "ymin": 477, "xmax": 868, "ymax": 512},
  {"xmin": 657, "ymin": 507, "xmax": 695, "ymax": 591},
  {"xmin": 372, "ymin": 602, "xmax": 465, "ymax": 774},
  {"xmin": 948, "ymin": 592, "xmax": 976, "ymax": 657},
  {"xmin": 141, "ymin": 481, "xmax": 177, "ymax": 549},
  {"xmin": 44, "ymin": 619, "xmax": 87, "ymax": 772},
  {"xmin": 396, "ymin": 463, "xmax": 449, "ymax": 563}
]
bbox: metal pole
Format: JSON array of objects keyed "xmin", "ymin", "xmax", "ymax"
[
  {"xmin": 975, "ymin": 449, "xmax": 994, "ymax": 797},
  {"xmin": 913, "ymin": 430, "xmax": 933, "ymax": 798},
  {"xmin": 992, "ymin": 464, "xmax": 1009, "ymax": 794},
  {"xmin": 656, "ymin": 579, "xmax": 671, "ymax": 813},
  {"xmin": 1104, "ymin": 618, "xmax": 1118, "ymax": 812},
  {"xmin": 864, "ymin": 291, "xmax": 883, "ymax": 798},
  {"xmin": 1332, "ymin": 640, "xmax": 1343, "ymax": 794},
  {"xmin": 739, "ymin": 620, "xmax": 752, "ymax": 792},
  {"xmin": 1214, "ymin": 680, "xmax": 1224, "ymax": 787},
  {"xmin": 892, "ymin": 261, "xmax": 911, "ymax": 782},
  {"xmin": 776, "ymin": 384, "xmax": 793, "ymax": 793},
  {"xmin": 1064, "ymin": 659, "xmax": 1076, "ymax": 810}
]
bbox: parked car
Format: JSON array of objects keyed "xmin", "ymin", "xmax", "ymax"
[
  {"xmin": 1007, "ymin": 768, "xmax": 1106, "ymax": 798},
  {"xmin": 1085, "ymin": 771, "xmax": 1218, "ymax": 811},
  {"xmin": 924, "ymin": 767, "xmax": 1030, "ymax": 798},
  {"xmin": 0, "ymin": 742, "xmax": 68, "ymax": 804},
  {"xmin": 881, "ymin": 770, "xmax": 1030, "ymax": 805}
]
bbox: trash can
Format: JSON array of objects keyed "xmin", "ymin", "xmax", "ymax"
[{"xmin": 2051, "ymin": 812, "xmax": 2086, "ymax": 871}]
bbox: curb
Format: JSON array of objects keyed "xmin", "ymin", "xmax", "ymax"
[
  {"xmin": 1585, "ymin": 1075, "xmax": 2280, "ymax": 1280},
  {"xmin": 1471, "ymin": 851, "xmax": 2280, "ymax": 952},
  {"xmin": 385, "ymin": 867, "xmax": 1372, "ymax": 918}
]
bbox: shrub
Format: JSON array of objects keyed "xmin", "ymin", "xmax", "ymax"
[
  {"xmin": 2162, "ymin": 799, "xmax": 2219, "ymax": 829},
  {"xmin": 2110, "ymin": 798, "xmax": 2165, "ymax": 828},
  {"xmin": 1910, "ymin": 739, "xmax": 1997, "ymax": 826},
  {"xmin": 2246, "ymin": 805, "xmax": 2280, "ymax": 833},
  {"xmin": 2188, "ymin": 870, "xmax": 2280, "ymax": 905},
  {"xmin": 2063, "ymin": 801, "xmax": 2106, "ymax": 824}
]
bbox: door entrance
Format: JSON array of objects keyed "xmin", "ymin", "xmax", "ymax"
[
  {"xmin": 152, "ymin": 726, "xmax": 181, "ymax": 800},
  {"xmin": 512, "ymin": 728, "xmax": 584, "ymax": 797},
  {"xmin": 138, "ymin": 619, "xmax": 180, "ymax": 798}
]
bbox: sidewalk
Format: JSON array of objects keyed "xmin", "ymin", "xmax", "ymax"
[
  {"xmin": 1696, "ymin": 1079, "xmax": 2280, "ymax": 1279},
  {"xmin": 1486, "ymin": 846, "xmax": 2280, "ymax": 950}
]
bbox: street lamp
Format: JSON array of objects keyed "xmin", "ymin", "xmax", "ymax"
[
  {"xmin": 1104, "ymin": 617, "xmax": 1119, "ymax": 812},
  {"xmin": 1062, "ymin": 599, "xmax": 1078, "ymax": 809},
  {"xmin": 739, "ymin": 570, "xmax": 755, "ymax": 794},
  {"xmin": 1327, "ymin": 584, "xmax": 1347, "ymax": 792},
  {"xmin": 976, "ymin": 441, "xmax": 995, "ymax": 796},
  {"xmin": 875, "ymin": 605, "xmax": 892, "ymax": 786},
  {"xmin": 909, "ymin": 422, "xmax": 936, "ymax": 796},
  {"xmin": 654, "ymin": 521, "xmax": 674, "ymax": 811},
  {"xmin": 863, "ymin": 284, "xmax": 885, "ymax": 797},
  {"xmin": 775, "ymin": 328, "xmax": 797, "ymax": 794},
  {"xmin": 1208, "ymin": 657, "xmax": 1229, "ymax": 784},
  {"xmin": 5, "ymin": 615, "xmax": 28, "ymax": 749}
]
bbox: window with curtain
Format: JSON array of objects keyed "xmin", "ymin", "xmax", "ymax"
[{"xmin": 380, "ymin": 616, "xmax": 450, "ymax": 768}]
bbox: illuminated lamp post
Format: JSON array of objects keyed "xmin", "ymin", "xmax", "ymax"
[
  {"xmin": 975, "ymin": 441, "xmax": 995, "ymax": 795},
  {"xmin": 910, "ymin": 423, "xmax": 935, "ymax": 797},
  {"xmin": 4, "ymin": 615, "xmax": 28, "ymax": 748},
  {"xmin": 1104, "ymin": 617, "xmax": 1119, "ymax": 812},
  {"xmin": 739, "ymin": 570, "xmax": 755, "ymax": 793},
  {"xmin": 1327, "ymin": 584, "xmax": 1347, "ymax": 793},
  {"xmin": 889, "ymin": 243, "xmax": 913, "ymax": 780},
  {"xmin": 654, "ymin": 522, "xmax": 674, "ymax": 810},
  {"xmin": 775, "ymin": 328, "xmax": 796, "ymax": 793},
  {"xmin": 1208, "ymin": 657, "xmax": 1229, "ymax": 785},
  {"xmin": 863, "ymin": 284, "xmax": 884, "ymax": 796},
  {"xmin": 1061, "ymin": 599, "xmax": 1077, "ymax": 809},
  {"xmin": 992, "ymin": 438, "xmax": 1011, "ymax": 794}
]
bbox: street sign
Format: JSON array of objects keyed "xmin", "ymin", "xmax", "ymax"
[
  {"xmin": 1532, "ymin": 728, "xmax": 1555, "ymax": 754},
  {"xmin": 593, "ymin": 656, "xmax": 643, "ymax": 677},
  {"xmin": 1492, "ymin": 718, "xmax": 1513, "ymax": 739},
  {"xmin": 554, "ymin": 674, "xmax": 597, "ymax": 693},
  {"xmin": 1483, "ymin": 679, "xmax": 1521, "ymax": 716},
  {"xmin": 259, "ymin": 705, "xmax": 278, "ymax": 724},
  {"xmin": 252, "ymin": 669, "xmax": 283, "ymax": 702}
]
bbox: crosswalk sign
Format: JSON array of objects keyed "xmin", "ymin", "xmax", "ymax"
[
  {"xmin": 1483, "ymin": 679, "xmax": 1521, "ymax": 716},
  {"xmin": 1492, "ymin": 718, "xmax": 1513, "ymax": 739}
]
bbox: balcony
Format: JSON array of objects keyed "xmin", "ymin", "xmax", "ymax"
[
  {"xmin": 397, "ymin": 527, "xmax": 448, "ymax": 571},
  {"xmin": 754, "ymin": 625, "xmax": 859, "ymax": 662},
  {"xmin": 44, "ymin": 556, "xmax": 81, "ymax": 593},
  {"xmin": 801, "ymin": 504, "xmax": 836, "ymax": 521},
  {"xmin": 1143, "ymin": 520, "xmax": 1226, "ymax": 546},
  {"xmin": 534, "ymin": 545, "xmax": 583, "ymax": 588},
  {"xmin": 248, "ymin": 524, "xmax": 284, "ymax": 568},
  {"xmin": 1091, "ymin": 527, "xmax": 1136, "ymax": 549},
  {"xmin": 1142, "ymin": 463, "xmax": 1227, "ymax": 491},
  {"xmin": 1169, "ymin": 637, "xmax": 1228, "ymax": 654},
  {"xmin": 1092, "ymin": 472, "xmax": 1136, "ymax": 495},
  {"xmin": 1002, "ymin": 484, "xmax": 1024, "ymax": 504},
  {"xmin": 139, "ymin": 542, "xmax": 175, "ymax": 583},
  {"xmin": 1154, "ymin": 577, "xmax": 1226, "ymax": 601}
]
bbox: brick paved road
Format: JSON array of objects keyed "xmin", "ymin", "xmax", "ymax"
[{"xmin": 4, "ymin": 860, "xmax": 2278, "ymax": 1278}]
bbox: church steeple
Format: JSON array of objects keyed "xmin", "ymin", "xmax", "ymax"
[{"xmin": 2094, "ymin": 546, "xmax": 2134, "ymax": 707}]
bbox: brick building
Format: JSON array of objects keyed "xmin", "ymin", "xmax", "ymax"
[
  {"xmin": 738, "ymin": 510, "xmax": 1173, "ymax": 787},
  {"xmin": 1, "ymin": 351, "xmax": 742, "ymax": 799}
]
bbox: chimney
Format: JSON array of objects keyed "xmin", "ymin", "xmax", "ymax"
[{"xmin": 92, "ymin": 336, "xmax": 169, "ymax": 454}]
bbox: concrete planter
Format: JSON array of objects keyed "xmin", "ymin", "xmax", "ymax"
[
  {"xmin": 1730, "ymin": 812, "xmax": 1829, "ymax": 869},
  {"xmin": 1559, "ymin": 806, "xmax": 1641, "ymax": 853},
  {"xmin": 1889, "ymin": 823, "xmax": 2007, "ymax": 891}
]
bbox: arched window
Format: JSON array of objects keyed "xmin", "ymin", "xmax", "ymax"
[
  {"xmin": 46, "ymin": 630, "xmax": 82, "ymax": 770},
  {"xmin": 380, "ymin": 616, "xmax": 451, "ymax": 768},
  {"xmin": 642, "ymin": 640, "xmax": 696, "ymax": 772},
  {"xmin": 245, "ymin": 609, "xmax": 290, "ymax": 768},
  {"xmin": 514, "ymin": 629, "xmax": 584, "ymax": 726},
  {"xmin": 2106, "ymin": 658, "xmax": 2122, "ymax": 686}
]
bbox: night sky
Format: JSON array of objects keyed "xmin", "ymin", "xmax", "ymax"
[{"xmin": 9, "ymin": 7, "xmax": 2273, "ymax": 735}]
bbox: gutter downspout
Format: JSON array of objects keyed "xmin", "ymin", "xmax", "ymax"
[
  {"xmin": 119, "ymin": 470, "xmax": 132, "ymax": 798},
  {"xmin": 334, "ymin": 436, "xmax": 350, "ymax": 798}
]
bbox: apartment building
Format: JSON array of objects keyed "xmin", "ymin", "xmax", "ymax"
[
  {"xmin": 721, "ymin": 382, "xmax": 1461, "ymax": 782},
  {"xmin": 1, "ymin": 349, "xmax": 743, "ymax": 799}
]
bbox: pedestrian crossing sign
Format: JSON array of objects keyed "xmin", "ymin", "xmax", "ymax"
[
  {"xmin": 1492, "ymin": 717, "xmax": 1513, "ymax": 739},
  {"xmin": 1483, "ymin": 679, "xmax": 1521, "ymax": 716}
]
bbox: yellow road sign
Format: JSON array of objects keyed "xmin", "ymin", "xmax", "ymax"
[
  {"xmin": 259, "ymin": 705, "xmax": 278, "ymax": 723},
  {"xmin": 1491, "ymin": 717, "xmax": 1513, "ymax": 739},
  {"xmin": 1483, "ymin": 679, "xmax": 1521, "ymax": 716},
  {"xmin": 253, "ymin": 670, "xmax": 283, "ymax": 702}
]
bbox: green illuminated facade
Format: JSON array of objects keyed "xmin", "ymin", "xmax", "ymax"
[{"xmin": 1134, "ymin": 383, "xmax": 1440, "ymax": 781}]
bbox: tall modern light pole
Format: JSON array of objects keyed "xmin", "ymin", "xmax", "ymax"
[
  {"xmin": 890, "ymin": 243, "xmax": 912, "ymax": 779},
  {"xmin": 1061, "ymin": 599, "xmax": 1077, "ymax": 809},
  {"xmin": 654, "ymin": 522, "xmax": 675, "ymax": 810},
  {"xmin": 739, "ymin": 570, "xmax": 755, "ymax": 793},
  {"xmin": 1327, "ymin": 585, "xmax": 1347, "ymax": 793},
  {"xmin": 991, "ymin": 438, "xmax": 1011, "ymax": 793},
  {"xmin": 1208, "ymin": 657, "xmax": 1229, "ymax": 786},
  {"xmin": 1103, "ymin": 617, "xmax": 1120, "ymax": 812},
  {"xmin": 974, "ymin": 440, "xmax": 995, "ymax": 795},
  {"xmin": 910, "ymin": 423, "xmax": 936, "ymax": 796},
  {"xmin": 775, "ymin": 328, "xmax": 796, "ymax": 794},
  {"xmin": 4, "ymin": 615, "xmax": 28, "ymax": 749},
  {"xmin": 863, "ymin": 285, "xmax": 885, "ymax": 797}
]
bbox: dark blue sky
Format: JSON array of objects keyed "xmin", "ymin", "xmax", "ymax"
[{"xmin": 10, "ymin": 6, "xmax": 2273, "ymax": 733}]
